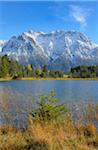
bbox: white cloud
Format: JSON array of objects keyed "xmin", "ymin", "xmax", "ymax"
[
  {"xmin": 49, "ymin": 3, "xmax": 92, "ymax": 31},
  {"xmin": 69, "ymin": 5, "xmax": 90, "ymax": 28}
]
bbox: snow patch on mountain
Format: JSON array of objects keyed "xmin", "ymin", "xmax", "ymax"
[
  {"xmin": 0, "ymin": 40, "xmax": 7, "ymax": 52},
  {"xmin": 0, "ymin": 30, "xmax": 98, "ymax": 71}
]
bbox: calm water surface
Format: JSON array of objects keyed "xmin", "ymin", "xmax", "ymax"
[
  {"xmin": 0, "ymin": 80, "xmax": 98, "ymax": 102},
  {"xmin": 0, "ymin": 80, "xmax": 98, "ymax": 127}
]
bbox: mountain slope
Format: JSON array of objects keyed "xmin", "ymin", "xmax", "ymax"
[
  {"xmin": 0, "ymin": 30, "xmax": 98, "ymax": 71},
  {"xmin": 0, "ymin": 40, "xmax": 6, "ymax": 52}
]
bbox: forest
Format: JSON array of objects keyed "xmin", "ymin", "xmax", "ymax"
[
  {"xmin": 0, "ymin": 55, "xmax": 64, "ymax": 78},
  {"xmin": 70, "ymin": 66, "xmax": 98, "ymax": 78},
  {"xmin": 1, "ymin": 55, "xmax": 98, "ymax": 79}
]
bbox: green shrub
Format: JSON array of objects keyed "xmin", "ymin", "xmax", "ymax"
[{"xmin": 31, "ymin": 91, "xmax": 68, "ymax": 122}]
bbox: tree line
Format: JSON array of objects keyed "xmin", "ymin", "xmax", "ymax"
[
  {"xmin": 1, "ymin": 55, "xmax": 98, "ymax": 79},
  {"xmin": 70, "ymin": 66, "xmax": 98, "ymax": 78},
  {"xmin": 0, "ymin": 55, "xmax": 64, "ymax": 78}
]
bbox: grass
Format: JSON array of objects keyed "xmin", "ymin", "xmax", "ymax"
[
  {"xmin": 0, "ymin": 116, "xmax": 98, "ymax": 150},
  {"xmin": 0, "ymin": 118, "xmax": 98, "ymax": 150},
  {"xmin": 21, "ymin": 77, "xmax": 98, "ymax": 80},
  {"xmin": 1, "ymin": 77, "xmax": 98, "ymax": 81},
  {"xmin": 1, "ymin": 92, "xmax": 98, "ymax": 150}
]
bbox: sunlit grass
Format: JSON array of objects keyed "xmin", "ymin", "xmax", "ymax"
[{"xmin": 0, "ymin": 117, "xmax": 98, "ymax": 150}]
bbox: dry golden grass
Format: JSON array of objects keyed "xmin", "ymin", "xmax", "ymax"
[
  {"xmin": 0, "ymin": 116, "xmax": 98, "ymax": 150},
  {"xmin": 1, "ymin": 77, "xmax": 98, "ymax": 81},
  {"xmin": 0, "ymin": 126, "xmax": 27, "ymax": 150}
]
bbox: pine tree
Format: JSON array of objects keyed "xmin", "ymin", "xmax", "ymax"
[{"xmin": 0, "ymin": 55, "xmax": 10, "ymax": 77}]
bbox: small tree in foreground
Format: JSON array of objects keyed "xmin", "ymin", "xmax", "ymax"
[{"xmin": 31, "ymin": 91, "xmax": 68, "ymax": 122}]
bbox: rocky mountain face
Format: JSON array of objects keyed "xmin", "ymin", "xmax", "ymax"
[
  {"xmin": 0, "ymin": 30, "xmax": 98, "ymax": 71},
  {"xmin": 0, "ymin": 40, "xmax": 6, "ymax": 52}
]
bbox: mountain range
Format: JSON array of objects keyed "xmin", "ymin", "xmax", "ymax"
[{"xmin": 0, "ymin": 30, "xmax": 98, "ymax": 71}]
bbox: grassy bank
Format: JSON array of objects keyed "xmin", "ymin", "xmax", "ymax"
[
  {"xmin": 0, "ymin": 77, "xmax": 12, "ymax": 81},
  {"xmin": 21, "ymin": 77, "xmax": 98, "ymax": 80},
  {"xmin": 1, "ymin": 77, "xmax": 98, "ymax": 81},
  {"xmin": 0, "ymin": 117, "xmax": 98, "ymax": 150}
]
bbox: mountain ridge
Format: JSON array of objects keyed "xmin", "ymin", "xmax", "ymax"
[{"xmin": 0, "ymin": 30, "xmax": 98, "ymax": 71}]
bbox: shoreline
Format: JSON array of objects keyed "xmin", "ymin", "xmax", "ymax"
[{"xmin": 0, "ymin": 77, "xmax": 98, "ymax": 81}]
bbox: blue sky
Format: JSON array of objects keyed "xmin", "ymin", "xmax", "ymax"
[{"xmin": 0, "ymin": 1, "xmax": 98, "ymax": 43}]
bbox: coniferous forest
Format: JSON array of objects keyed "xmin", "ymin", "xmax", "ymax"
[
  {"xmin": 0, "ymin": 55, "xmax": 64, "ymax": 79},
  {"xmin": 71, "ymin": 66, "xmax": 98, "ymax": 78},
  {"xmin": 0, "ymin": 55, "xmax": 98, "ymax": 79}
]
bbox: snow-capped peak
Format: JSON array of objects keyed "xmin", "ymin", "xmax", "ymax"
[{"xmin": 0, "ymin": 30, "xmax": 98, "ymax": 71}]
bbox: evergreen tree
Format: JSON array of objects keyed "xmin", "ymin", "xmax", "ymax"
[
  {"xmin": 26, "ymin": 64, "xmax": 34, "ymax": 77},
  {"xmin": 0, "ymin": 55, "xmax": 10, "ymax": 77},
  {"xmin": 31, "ymin": 91, "xmax": 68, "ymax": 122},
  {"xmin": 9, "ymin": 60, "xmax": 19, "ymax": 78},
  {"xmin": 42, "ymin": 65, "xmax": 49, "ymax": 77}
]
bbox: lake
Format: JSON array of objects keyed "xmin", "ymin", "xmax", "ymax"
[
  {"xmin": 0, "ymin": 80, "xmax": 98, "ymax": 127},
  {"xmin": 0, "ymin": 80, "xmax": 98, "ymax": 102}
]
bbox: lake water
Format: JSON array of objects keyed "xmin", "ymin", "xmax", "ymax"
[
  {"xmin": 0, "ymin": 80, "xmax": 98, "ymax": 127},
  {"xmin": 0, "ymin": 80, "xmax": 98, "ymax": 102}
]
